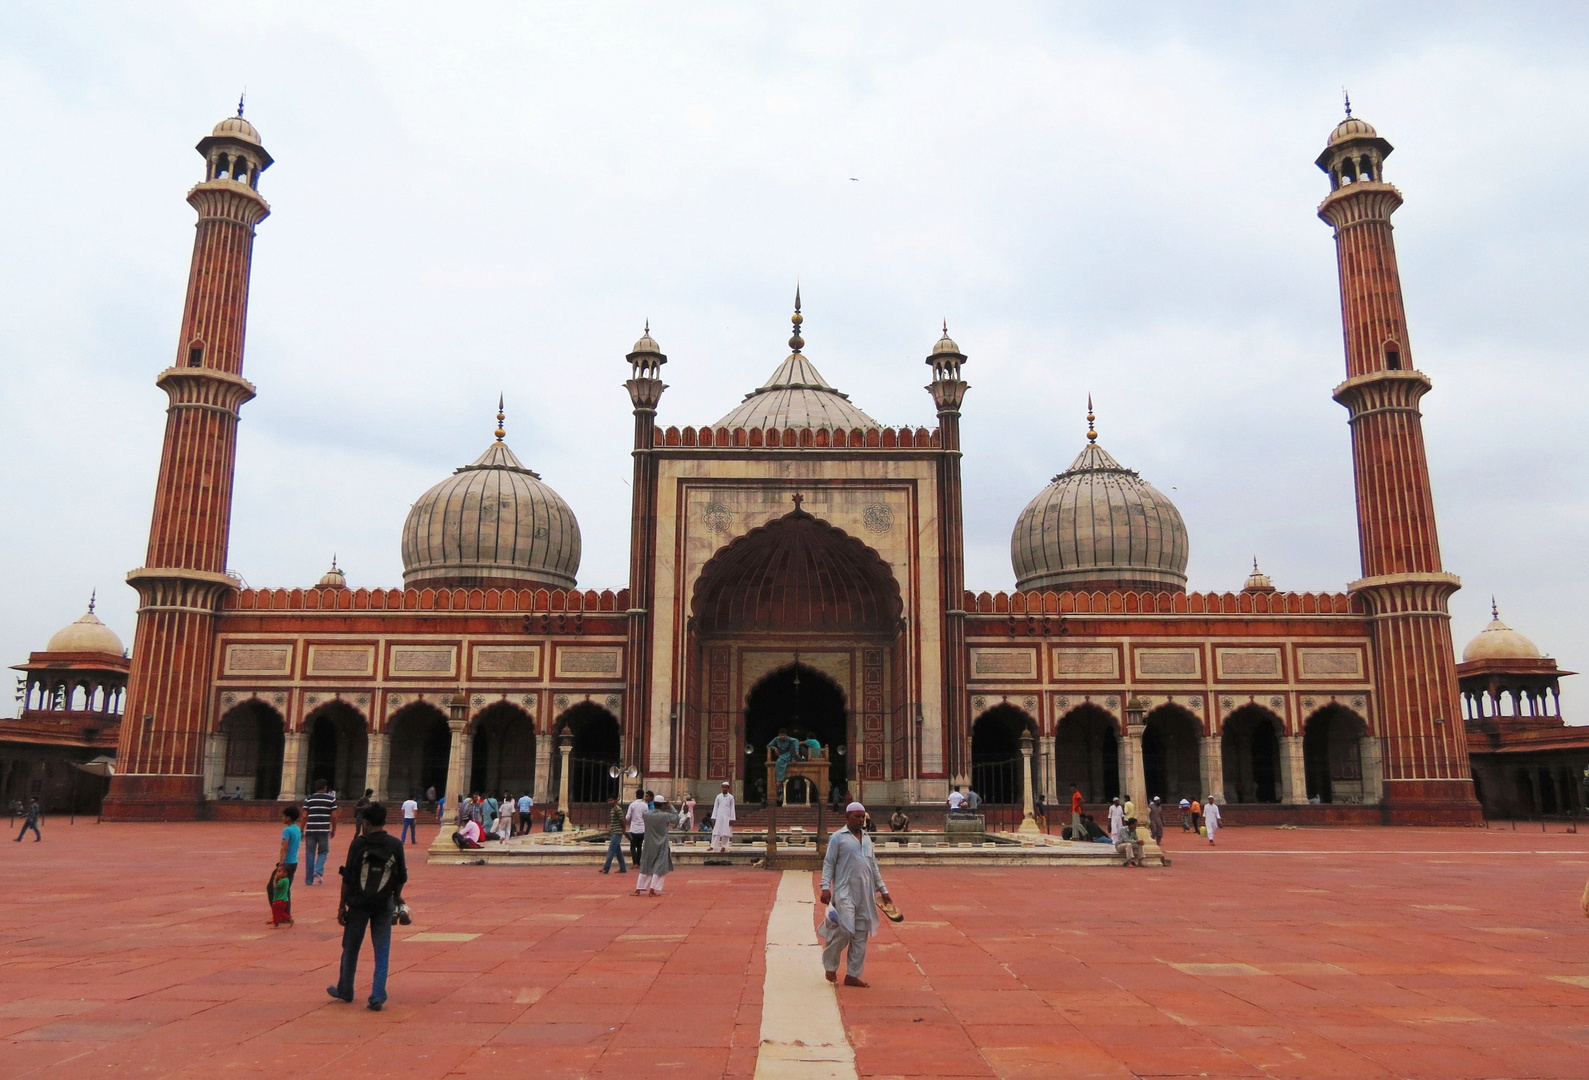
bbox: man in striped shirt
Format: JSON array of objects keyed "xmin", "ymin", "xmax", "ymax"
[{"xmin": 302, "ymin": 780, "xmax": 339, "ymax": 885}]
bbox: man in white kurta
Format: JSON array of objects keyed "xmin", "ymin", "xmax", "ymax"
[
  {"xmin": 1203, "ymin": 796, "xmax": 1221, "ymax": 845},
  {"xmin": 819, "ymin": 802, "xmax": 891, "ymax": 987},
  {"xmin": 710, "ymin": 782, "xmax": 736, "ymax": 852}
]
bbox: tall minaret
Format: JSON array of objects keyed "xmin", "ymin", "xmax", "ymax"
[
  {"xmin": 104, "ymin": 106, "xmax": 272, "ymax": 819},
  {"xmin": 624, "ymin": 323, "xmax": 666, "ymax": 776},
  {"xmin": 1316, "ymin": 106, "xmax": 1480, "ymax": 823},
  {"xmin": 927, "ymin": 325, "xmax": 970, "ymax": 788}
]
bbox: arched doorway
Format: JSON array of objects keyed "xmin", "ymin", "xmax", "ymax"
[
  {"xmin": 1142, "ymin": 705, "xmax": 1200, "ymax": 805},
  {"xmin": 1221, "ymin": 706, "xmax": 1281, "ymax": 803},
  {"xmin": 744, "ymin": 664, "xmax": 847, "ymax": 805},
  {"xmin": 470, "ymin": 702, "xmax": 536, "ymax": 800},
  {"xmin": 218, "ymin": 701, "xmax": 285, "ymax": 799},
  {"xmin": 304, "ymin": 702, "xmax": 367, "ymax": 798},
  {"xmin": 690, "ymin": 506, "xmax": 903, "ymax": 801},
  {"xmin": 1302, "ymin": 705, "xmax": 1367, "ymax": 804},
  {"xmin": 1055, "ymin": 705, "xmax": 1119, "ymax": 801},
  {"xmin": 387, "ymin": 702, "xmax": 451, "ymax": 802},
  {"xmin": 971, "ymin": 705, "xmax": 1033, "ymax": 805},
  {"xmin": 559, "ymin": 702, "xmax": 621, "ymax": 804}
]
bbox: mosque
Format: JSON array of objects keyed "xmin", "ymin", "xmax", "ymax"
[{"xmin": 6, "ymin": 107, "xmax": 1581, "ymax": 823}]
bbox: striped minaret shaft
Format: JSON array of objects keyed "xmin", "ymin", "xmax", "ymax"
[
  {"xmin": 927, "ymin": 328, "xmax": 970, "ymax": 785},
  {"xmin": 1317, "ymin": 114, "xmax": 1479, "ymax": 822},
  {"xmin": 106, "ymin": 114, "xmax": 271, "ymax": 817}
]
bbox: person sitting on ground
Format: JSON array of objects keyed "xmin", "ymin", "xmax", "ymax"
[
  {"xmin": 1081, "ymin": 813, "xmax": 1110, "ymax": 842},
  {"xmin": 1116, "ymin": 817, "xmax": 1145, "ymax": 867},
  {"xmin": 889, "ymin": 807, "xmax": 910, "ymax": 832},
  {"xmin": 453, "ymin": 817, "xmax": 483, "ymax": 849}
]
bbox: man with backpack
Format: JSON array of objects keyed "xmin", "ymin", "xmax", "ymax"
[{"xmin": 327, "ymin": 802, "xmax": 407, "ymax": 1011}]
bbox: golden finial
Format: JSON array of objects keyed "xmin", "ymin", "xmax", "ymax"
[
  {"xmin": 789, "ymin": 284, "xmax": 805, "ymax": 353},
  {"xmin": 1086, "ymin": 395, "xmax": 1097, "ymax": 444},
  {"xmin": 494, "ymin": 394, "xmax": 506, "ymax": 442}
]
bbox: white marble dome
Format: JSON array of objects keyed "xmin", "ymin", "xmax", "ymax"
[
  {"xmin": 1011, "ymin": 439, "xmax": 1189, "ymax": 593},
  {"xmin": 1461, "ymin": 606, "xmax": 1541, "ymax": 662},
  {"xmin": 401, "ymin": 439, "xmax": 581, "ymax": 591},
  {"xmin": 47, "ymin": 601, "xmax": 125, "ymax": 656}
]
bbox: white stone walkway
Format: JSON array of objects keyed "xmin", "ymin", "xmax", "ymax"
[{"xmin": 753, "ymin": 870, "xmax": 858, "ymax": 1080}]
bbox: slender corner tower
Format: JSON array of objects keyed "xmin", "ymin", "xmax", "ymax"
[
  {"xmin": 1316, "ymin": 107, "xmax": 1481, "ymax": 823},
  {"xmin": 926, "ymin": 324, "xmax": 970, "ymax": 787},
  {"xmin": 103, "ymin": 107, "xmax": 272, "ymax": 820},
  {"xmin": 623, "ymin": 323, "xmax": 667, "ymax": 776}
]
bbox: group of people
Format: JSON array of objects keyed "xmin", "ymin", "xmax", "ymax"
[
  {"xmin": 269, "ymin": 781, "xmax": 410, "ymax": 1011},
  {"xmin": 449, "ymin": 792, "xmax": 566, "ymax": 848},
  {"xmin": 1061, "ymin": 785, "xmax": 1224, "ymax": 863},
  {"xmin": 601, "ymin": 781, "xmax": 740, "ymax": 878},
  {"xmin": 946, "ymin": 786, "xmax": 982, "ymax": 813}
]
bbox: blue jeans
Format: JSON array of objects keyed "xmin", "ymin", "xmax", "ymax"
[
  {"xmin": 303, "ymin": 832, "xmax": 330, "ymax": 882},
  {"xmin": 16, "ymin": 820, "xmax": 40, "ymax": 841},
  {"xmin": 602, "ymin": 832, "xmax": 627, "ymax": 872},
  {"xmin": 399, "ymin": 819, "xmax": 417, "ymax": 844},
  {"xmin": 335, "ymin": 903, "xmax": 392, "ymax": 1005}
]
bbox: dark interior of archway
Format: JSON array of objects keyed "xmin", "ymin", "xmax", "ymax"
[
  {"xmin": 470, "ymin": 703, "xmax": 535, "ymax": 799},
  {"xmin": 1142, "ymin": 707, "xmax": 1200, "ymax": 804},
  {"xmin": 692, "ymin": 510, "xmax": 902, "ymax": 634},
  {"xmin": 563, "ymin": 703, "xmax": 621, "ymax": 803},
  {"xmin": 387, "ymin": 704, "xmax": 451, "ymax": 801},
  {"xmin": 1055, "ymin": 706, "xmax": 1119, "ymax": 801},
  {"xmin": 744, "ymin": 664, "xmax": 847, "ymax": 804},
  {"xmin": 306, "ymin": 704, "xmax": 367, "ymax": 798},
  {"xmin": 221, "ymin": 703, "xmax": 284, "ymax": 799},
  {"xmin": 1222, "ymin": 707, "xmax": 1279, "ymax": 803},
  {"xmin": 971, "ymin": 706, "xmax": 1028, "ymax": 804}
]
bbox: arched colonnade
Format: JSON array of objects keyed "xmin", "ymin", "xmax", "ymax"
[
  {"xmin": 206, "ymin": 694, "xmax": 620, "ymax": 809},
  {"xmin": 969, "ymin": 698, "xmax": 1382, "ymax": 809}
]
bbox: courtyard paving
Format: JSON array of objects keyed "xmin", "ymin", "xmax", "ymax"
[{"xmin": 2, "ymin": 818, "xmax": 1587, "ymax": 1079}]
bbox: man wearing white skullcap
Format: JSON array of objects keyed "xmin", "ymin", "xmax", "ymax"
[
  {"xmin": 710, "ymin": 781, "xmax": 736, "ymax": 852},
  {"xmin": 819, "ymin": 802, "xmax": 891, "ymax": 987}
]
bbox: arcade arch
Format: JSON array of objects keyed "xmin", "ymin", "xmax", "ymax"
[
  {"xmin": 386, "ymin": 702, "xmax": 451, "ymax": 802},
  {"xmin": 971, "ymin": 704, "xmax": 1035, "ymax": 805},
  {"xmin": 304, "ymin": 701, "xmax": 368, "ymax": 798},
  {"xmin": 1302, "ymin": 705, "xmax": 1367, "ymax": 804},
  {"xmin": 1055, "ymin": 704, "xmax": 1119, "ymax": 802},
  {"xmin": 469, "ymin": 702, "xmax": 536, "ymax": 799},
  {"xmin": 1142, "ymin": 704, "xmax": 1201, "ymax": 805},
  {"xmin": 218, "ymin": 700, "xmax": 284, "ymax": 799},
  {"xmin": 1221, "ymin": 705, "xmax": 1282, "ymax": 803},
  {"xmin": 557, "ymin": 702, "xmax": 622, "ymax": 804},
  {"xmin": 744, "ymin": 664, "xmax": 848, "ymax": 805}
]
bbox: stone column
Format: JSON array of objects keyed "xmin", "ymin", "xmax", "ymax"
[
  {"xmin": 1018, "ymin": 733, "xmax": 1040, "ymax": 834},
  {"xmin": 557, "ymin": 733, "xmax": 574, "ymax": 812},
  {"xmin": 535, "ymin": 729, "xmax": 555, "ymax": 805},
  {"xmin": 365, "ymin": 730, "xmax": 390, "ymax": 803},
  {"xmin": 445, "ymin": 720, "xmax": 468, "ymax": 810},
  {"xmin": 279, "ymin": 731, "xmax": 307, "ymax": 803},
  {"xmin": 203, "ymin": 732, "xmax": 227, "ymax": 800},
  {"xmin": 1199, "ymin": 734, "xmax": 1224, "ymax": 804},
  {"xmin": 1121, "ymin": 725, "xmax": 1147, "ymax": 810},
  {"xmin": 1281, "ymin": 734, "xmax": 1308, "ymax": 804}
]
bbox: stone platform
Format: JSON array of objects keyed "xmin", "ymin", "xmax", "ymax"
[{"xmin": 425, "ymin": 826, "xmax": 1169, "ymax": 868}]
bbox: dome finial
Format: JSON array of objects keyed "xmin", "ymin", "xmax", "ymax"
[
  {"xmin": 1253, "ymin": 556, "xmax": 1260, "ymax": 573},
  {"xmin": 237, "ymin": 90, "xmax": 246, "ymax": 118},
  {"xmin": 1342, "ymin": 88, "xmax": 1351, "ymax": 118},
  {"xmin": 494, "ymin": 394, "xmax": 506, "ymax": 442},
  {"xmin": 1491, "ymin": 595, "xmax": 1499, "ymax": 621},
  {"xmin": 789, "ymin": 283, "xmax": 805, "ymax": 353},
  {"xmin": 1086, "ymin": 395, "xmax": 1097, "ymax": 444},
  {"xmin": 88, "ymin": 588, "xmax": 96, "ymax": 614}
]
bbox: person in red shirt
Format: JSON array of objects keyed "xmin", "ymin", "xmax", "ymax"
[{"xmin": 1069, "ymin": 784, "xmax": 1085, "ymax": 841}]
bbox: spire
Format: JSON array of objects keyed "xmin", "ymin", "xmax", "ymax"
[
  {"xmin": 789, "ymin": 285, "xmax": 804, "ymax": 354},
  {"xmin": 1086, "ymin": 395, "xmax": 1097, "ymax": 444},
  {"xmin": 237, "ymin": 91, "xmax": 246, "ymax": 118},
  {"xmin": 1491, "ymin": 595, "xmax": 1499, "ymax": 621},
  {"xmin": 1342, "ymin": 87, "xmax": 1352, "ymax": 118},
  {"xmin": 88, "ymin": 588, "xmax": 97, "ymax": 614},
  {"xmin": 1253, "ymin": 556, "xmax": 1261, "ymax": 574},
  {"xmin": 494, "ymin": 394, "xmax": 506, "ymax": 442}
]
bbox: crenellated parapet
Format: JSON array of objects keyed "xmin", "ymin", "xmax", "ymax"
[
  {"xmin": 227, "ymin": 585, "xmax": 629, "ymax": 613},
  {"xmin": 964, "ymin": 589, "xmax": 1362, "ymax": 617},
  {"xmin": 655, "ymin": 424, "xmax": 941, "ymax": 449}
]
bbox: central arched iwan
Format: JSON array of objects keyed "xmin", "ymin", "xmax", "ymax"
[{"xmin": 690, "ymin": 508, "xmax": 903, "ymax": 634}]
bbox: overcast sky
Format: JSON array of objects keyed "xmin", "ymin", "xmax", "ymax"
[{"xmin": 3, "ymin": 3, "xmax": 1586, "ymax": 715}]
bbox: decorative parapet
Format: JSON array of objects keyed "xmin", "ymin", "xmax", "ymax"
[
  {"xmin": 963, "ymin": 589, "xmax": 1363, "ymax": 617},
  {"xmin": 224, "ymin": 586, "xmax": 630, "ymax": 613},
  {"xmin": 654, "ymin": 424, "xmax": 941, "ymax": 449}
]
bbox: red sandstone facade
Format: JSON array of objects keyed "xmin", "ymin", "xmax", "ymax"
[{"xmin": 99, "ymin": 108, "xmax": 1487, "ymax": 823}]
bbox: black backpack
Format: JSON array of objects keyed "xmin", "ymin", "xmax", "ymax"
[{"xmin": 343, "ymin": 841, "xmax": 400, "ymax": 908}]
